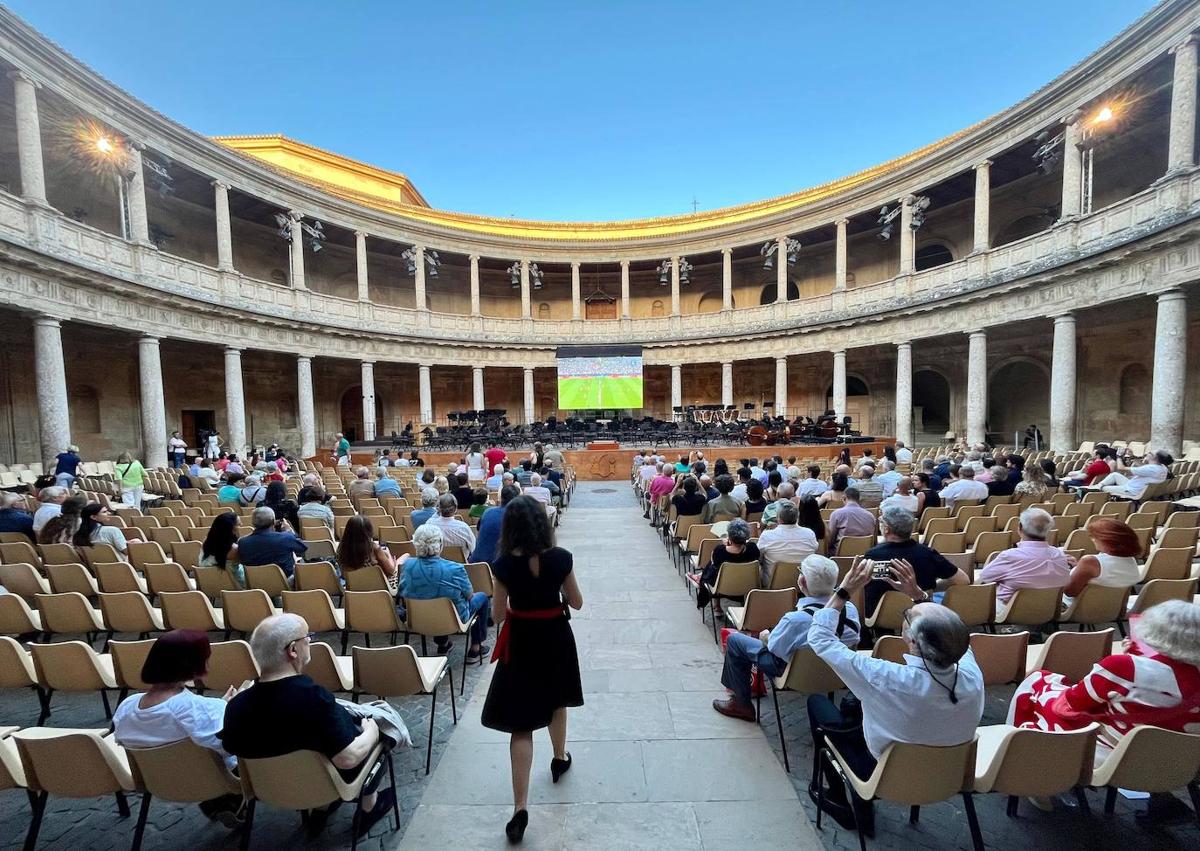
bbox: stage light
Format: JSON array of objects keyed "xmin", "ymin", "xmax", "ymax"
[
  {"xmin": 678, "ymin": 257, "xmax": 693, "ymax": 286},
  {"xmin": 1092, "ymin": 105, "xmax": 1114, "ymax": 125},
  {"xmin": 657, "ymin": 260, "xmax": 670, "ymax": 285},
  {"xmin": 909, "ymin": 195, "xmax": 931, "ymax": 231},
  {"xmin": 426, "ymin": 249, "xmax": 441, "ymax": 278},
  {"xmin": 507, "ymin": 261, "xmax": 521, "ymax": 288},
  {"xmin": 95, "ymin": 136, "xmax": 115, "ymax": 155},
  {"xmin": 530, "ymin": 262, "xmax": 544, "ymax": 290}
]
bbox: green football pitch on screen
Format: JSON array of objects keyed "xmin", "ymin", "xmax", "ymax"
[{"xmin": 557, "ymin": 375, "xmax": 644, "ymax": 409}]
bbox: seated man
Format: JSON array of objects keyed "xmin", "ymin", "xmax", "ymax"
[
  {"xmin": 453, "ymin": 472, "xmax": 475, "ymax": 510},
  {"xmin": 730, "ymin": 467, "xmax": 753, "ymax": 502},
  {"xmin": 702, "ymin": 473, "xmax": 742, "ymax": 522},
  {"xmin": 796, "ymin": 465, "xmax": 829, "ymax": 500},
  {"xmin": 220, "ymin": 614, "xmax": 394, "ymax": 837},
  {"xmin": 977, "ymin": 507, "xmax": 1070, "ymax": 613},
  {"xmin": 757, "ymin": 500, "xmax": 818, "ymax": 587},
  {"xmin": 236, "ymin": 506, "xmax": 307, "ymax": 580},
  {"xmin": 807, "ymin": 560, "xmax": 984, "ymax": 834},
  {"xmin": 760, "ymin": 481, "xmax": 797, "ymax": 528},
  {"xmin": 0, "ymin": 491, "xmax": 35, "ymax": 541},
  {"xmin": 410, "ymin": 488, "xmax": 439, "ymax": 529},
  {"xmin": 523, "ymin": 473, "xmax": 558, "ymax": 521},
  {"xmin": 538, "ymin": 467, "xmax": 563, "ymax": 505},
  {"xmin": 861, "ymin": 506, "xmax": 969, "ymax": 618},
  {"xmin": 894, "ymin": 441, "xmax": 913, "ymax": 464},
  {"xmin": 939, "ymin": 464, "xmax": 988, "ymax": 509},
  {"xmin": 514, "ymin": 460, "xmax": 534, "ymax": 487},
  {"xmin": 853, "ymin": 466, "xmax": 883, "ymax": 508},
  {"xmin": 427, "ymin": 493, "xmax": 477, "ymax": 553},
  {"xmin": 713, "ymin": 554, "xmax": 860, "ymax": 721},
  {"xmin": 827, "ymin": 487, "xmax": 876, "ymax": 556},
  {"xmin": 645, "ymin": 463, "xmax": 677, "ymax": 522},
  {"xmin": 1091, "ymin": 449, "xmax": 1171, "ymax": 499},
  {"xmin": 874, "ymin": 460, "xmax": 903, "ymax": 498},
  {"xmin": 373, "ymin": 469, "xmax": 401, "ymax": 499},
  {"xmin": 398, "ymin": 525, "xmax": 490, "ymax": 658}
]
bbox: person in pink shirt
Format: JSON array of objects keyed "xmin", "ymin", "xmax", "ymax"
[
  {"xmin": 645, "ymin": 463, "xmax": 678, "ymax": 523},
  {"xmin": 977, "ymin": 507, "xmax": 1069, "ymax": 613}
]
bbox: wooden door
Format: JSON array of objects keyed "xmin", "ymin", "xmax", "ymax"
[{"xmin": 585, "ymin": 300, "xmax": 617, "ymax": 320}]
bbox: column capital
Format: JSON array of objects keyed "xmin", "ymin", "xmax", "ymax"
[
  {"xmin": 523, "ymin": 365, "xmax": 534, "ymax": 374},
  {"xmin": 895, "ymin": 340, "xmax": 912, "ymax": 350},
  {"xmin": 469, "ymin": 253, "xmax": 480, "ymax": 262},
  {"xmin": 833, "ymin": 348, "xmax": 846, "ymax": 357},
  {"xmin": 296, "ymin": 355, "xmax": 312, "ymax": 365},
  {"xmin": 720, "ymin": 247, "xmax": 732, "ymax": 256},
  {"xmin": 775, "ymin": 354, "xmax": 788, "ymax": 364},
  {"xmin": 6, "ymin": 69, "xmax": 40, "ymax": 88},
  {"xmin": 1157, "ymin": 287, "xmax": 1187, "ymax": 304},
  {"xmin": 973, "ymin": 159, "xmax": 992, "ymax": 171},
  {"xmin": 1052, "ymin": 312, "xmax": 1076, "ymax": 324},
  {"xmin": 211, "ymin": 179, "xmax": 231, "ymax": 191},
  {"xmin": 127, "ymin": 139, "xmax": 146, "ymax": 153},
  {"xmin": 967, "ymin": 329, "xmax": 987, "ymax": 339},
  {"xmin": 1062, "ymin": 108, "xmax": 1085, "ymax": 127},
  {"xmin": 901, "ymin": 193, "xmax": 916, "ymax": 205},
  {"xmin": 418, "ymin": 363, "xmax": 431, "ymax": 372},
  {"xmin": 224, "ymin": 346, "xmax": 243, "ymax": 355},
  {"xmin": 286, "ymin": 210, "xmax": 303, "ymax": 222},
  {"xmin": 139, "ymin": 334, "xmax": 161, "ymax": 344},
  {"xmin": 620, "ymin": 259, "xmax": 630, "ymax": 268},
  {"xmin": 472, "ymin": 365, "xmax": 484, "ymax": 373},
  {"xmin": 777, "ymin": 234, "xmax": 789, "ymax": 244},
  {"xmin": 571, "ymin": 260, "xmax": 581, "ymax": 270},
  {"xmin": 33, "ymin": 316, "xmax": 61, "ymax": 329},
  {"xmin": 835, "ymin": 218, "xmax": 849, "ymax": 227},
  {"xmin": 1170, "ymin": 32, "xmax": 1200, "ymax": 54},
  {"xmin": 360, "ymin": 359, "xmax": 375, "ymax": 367},
  {"xmin": 353, "ymin": 229, "xmax": 367, "ymax": 239},
  {"xmin": 721, "ymin": 360, "xmax": 733, "ymax": 368}
]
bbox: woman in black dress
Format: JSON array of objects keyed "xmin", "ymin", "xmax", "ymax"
[{"xmin": 481, "ymin": 495, "xmax": 583, "ymax": 844}]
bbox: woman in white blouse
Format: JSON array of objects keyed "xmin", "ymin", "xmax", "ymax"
[{"xmin": 1063, "ymin": 517, "xmax": 1142, "ymax": 599}]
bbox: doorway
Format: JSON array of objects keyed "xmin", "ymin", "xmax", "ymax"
[{"xmin": 180, "ymin": 409, "xmax": 215, "ymax": 452}]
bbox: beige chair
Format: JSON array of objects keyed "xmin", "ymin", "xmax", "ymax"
[
  {"xmin": 0, "ymin": 635, "xmax": 46, "ymax": 720},
  {"xmin": 237, "ymin": 744, "xmax": 397, "ymax": 851},
  {"xmin": 38, "ymin": 543, "xmax": 81, "ymax": 566},
  {"xmin": 343, "ymin": 589, "xmax": 407, "ymax": 651},
  {"xmin": 158, "ymin": 590, "xmax": 226, "ymax": 633},
  {"xmin": 0, "ymin": 725, "xmax": 28, "ymax": 800},
  {"xmin": 12, "ymin": 727, "xmax": 136, "ymax": 850},
  {"xmin": 344, "ymin": 566, "xmax": 391, "ymax": 592},
  {"xmin": 220, "ymin": 589, "xmax": 278, "ymax": 638},
  {"xmin": 0, "ymin": 593, "xmax": 43, "ymax": 637},
  {"xmin": 1025, "ymin": 628, "xmax": 1114, "ymax": 682},
  {"xmin": 28, "ymin": 640, "xmax": 118, "ymax": 723},
  {"xmin": 404, "ymin": 596, "xmax": 479, "ymax": 694},
  {"xmin": 108, "ymin": 638, "xmax": 156, "ymax": 697},
  {"xmin": 1137, "ymin": 547, "xmax": 1193, "ymax": 583},
  {"xmin": 245, "ymin": 563, "xmax": 291, "ymax": 599},
  {"xmin": 199, "ymin": 640, "xmax": 259, "ymax": 693},
  {"xmin": 1127, "ymin": 578, "xmax": 1198, "ymax": 614},
  {"xmin": 868, "ymin": 635, "xmax": 908, "ymax": 665},
  {"xmin": 36, "ymin": 591, "xmax": 106, "ymax": 644},
  {"xmin": 97, "ymin": 591, "xmax": 166, "ymax": 638},
  {"xmin": 93, "ymin": 561, "xmax": 148, "ymax": 595},
  {"xmin": 0, "ymin": 562, "xmax": 51, "ymax": 600},
  {"xmin": 834, "ymin": 535, "xmax": 874, "ymax": 559},
  {"xmin": 169, "ymin": 540, "xmax": 203, "ymax": 569},
  {"xmin": 1058, "ymin": 585, "xmax": 1130, "ymax": 632},
  {"xmin": 353, "ymin": 644, "xmax": 453, "ymax": 774},
  {"xmin": 282, "ymin": 590, "xmax": 346, "ymax": 644},
  {"xmin": 769, "ymin": 648, "xmax": 846, "ymax": 773},
  {"xmin": 972, "ymin": 723, "xmax": 1098, "ymax": 815},
  {"xmin": 143, "ymin": 561, "xmax": 197, "ymax": 595},
  {"xmin": 294, "ymin": 561, "xmax": 343, "ymax": 600},
  {"xmin": 818, "ymin": 737, "xmax": 982, "ymax": 850},
  {"xmin": 128, "ymin": 541, "xmax": 172, "ymax": 573},
  {"xmin": 725, "ymin": 588, "xmax": 798, "ymax": 633},
  {"xmin": 968, "ymin": 632, "xmax": 1029, "ymax": 686},
  {"xmin": 994, "ymin": 586, "xmax": 1063, "ymax": 630},
  {"xmin": 702, "ymin": 560, "xmax": 759, "ymax": 642},
  {"xmin": 465, "ymin": 562, "xmax": 495, "ymax": 597},
  {"xmin": 193, "ymin": 566, "xmax": 240, "ymax": 599},
  {"xmin": 864, "ymin": 590, "xmax": 913, "ymax": 634},
  {"xmin": 927, "ymin": 531, "xmax": 966, "ymax": 554},
  {"xmin": 126, "ymin": 737, "xmax": 243, "ymax": 850},
  {"xmin": 0, "ymin": 540, "xmax": 42, "ymax": 570},
  {"xmin": 942, "ymin": 583, "xmax": 996, "ymax": 629},
  {"xmin": 306, "ymin": 640, "xmax": 354, "ymax": 694},
  {"xmin": 45, "ymin": 562, "xmax": 99, "ymax": 597},
  {"xmin": 1088, "ymin": 726, "xmax": 1200, "ymax": 818},
  {"xmin": 971, "ymin": 531, "xmax": 1013, "ymax": 567},
  {"xmin": 442, "ymin": 544, "xmax": 466, "ymax": 563}
]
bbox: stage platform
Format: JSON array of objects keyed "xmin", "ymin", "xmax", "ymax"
[{"xmin": 342, "ymin": 440, "xmax": 894, "ymax": 482}]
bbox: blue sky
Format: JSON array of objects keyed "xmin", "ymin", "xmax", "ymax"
[{"xmin": 8, "ymin": 0, "xmax": 1158, "ymax": 220}]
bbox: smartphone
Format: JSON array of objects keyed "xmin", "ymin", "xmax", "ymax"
[{"xmin": 870, "ymin": 561, "xmax": 893, "ymax": 580}]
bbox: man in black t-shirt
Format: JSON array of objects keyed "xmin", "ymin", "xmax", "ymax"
[
  {"xmin": 861, "ymin": 507, "xmax": 969, "ymax": 617},
  {"xmin": 220, "ymin": 614, "xmax": 392, "ymax": 837}
]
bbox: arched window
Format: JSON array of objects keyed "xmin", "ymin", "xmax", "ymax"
[
  {"xmin": 915, "ymin": 244, "xmax": 953, "ymax": 271},
  {"xmin": 759, "ymin": 281, "xmax": 801, "ymax": 305},
  {"xmin": 537, "ymin": 302, "xmax": 551, "ymax": 320},
  {"xmin": 650, "ymin": 299, "xmax": 665, "ymax": 318},
  {"xmin": 1118, "ymin": 363, "xmax": 1150, "ymax": 415},
  {"xmin": 69, "ymin": 385, "xmax": 101, "ymax": 433},
  {"xmin": 995, "ymin": 213, "xmax": 1054, "ymax": 247}
]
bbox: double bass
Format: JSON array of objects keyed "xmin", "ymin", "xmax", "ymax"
[{"xmin": 746, "ymin": 423, "xmax": 791, "ymax": 446}]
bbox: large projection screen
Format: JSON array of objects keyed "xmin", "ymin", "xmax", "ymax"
[{"xmin": 556, "ymin": 345, "xmax": 644, "ymax": 410}]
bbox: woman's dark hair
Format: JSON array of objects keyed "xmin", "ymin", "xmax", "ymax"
[
  {"xmin": 225, "ymin": 472, "xmax": 245, "ymax": 487},
  {"xmin": 715, "ymin": 473, "xmax": 735, "ymax": 495},
  {"xmin": 1040, "ymin": 459, "xmax": 1057, "ymax": 479},
  {"xmin": 420, "ymin": 469, "xmax": 435, "ymax": 484},
  {"xmin": 72, "ymin": 502, "xmax": 106, "ymax": 548},
  {"xmin": 498, "ymin": 495, "xmax": 553, "ymax": 557},
  {"xmin": 884, "ymin": 445, "xmax": 897, "ymax": 463},
  {"xmin": 682, "ymin": 477, "xmax": 698, "ymax": 494},
  {"xmin": 500, "ymin": 484, "xmax": 521, "ymax": 505},
  {"xmin": 916, "ymin": 472, "xmax": 932, "ymax": 487},
  {"xmin": 297, "ymin": 485, "xmax": 324, "ymax": 504},
  {"xmin": 838, "ymin": 448, "xmax": 851, "ymax": 466},
  {"xmin": 264, "ymin": 481, "xmax": 287, "ymax": 504},
  {"xmin": 202, "ymin": 513, "xmax": 239, "ymax": 568},
  {"xmin": 830, "ymin": 472, "xmax": 849, "ymax": 492},
  {"xmin": 767, "ymin": 470, "xmax": 782, "ymax": 489},
  {"xmin": 140, "ymin": 630, "xmax": 212, "ymax": 684},
  {"xmin": 799, "ymin": 496, "xmax": 826, "ymax": 541},
  {"xmin": 199, "ymin": 457, "xmax": 212, "ymax": 468},
  {"xmin": 981, "ymin": 457, "xmax": 995, "ymax": 469},
  {"xmin": 713, "ymin": 459, "xmax": 729, "ymax": 478},
  {"xmin": 746, "ymin": 478, "xmax": 764, "ymax": 501},
  {"xmin": 336, "ymin": 515, "xmax": 376, "ymax": 571},
  {"xmin": 472, "ymin": 488, "xmax": 488, "ymax": 505}
]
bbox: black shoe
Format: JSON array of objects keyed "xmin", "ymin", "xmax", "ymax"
[
  {"xmin": 306, "ymin": 800, "xmax": 343, "ymax": 836},
  {"xmin": 199, "ymin": 793, "xmax": 243, "ymax": 822},
  {"xmin": 505, "ymin": 809, "xmax": 529, "ymax": 844},
  {"xmin": 435, "ymin": 640, "xmax": 453, "ymax": 655},
  {"xmin": 1136, "ymin": 793, "xmax": 1195, "ymax": 825},
  {"xmin": 354, "ymin": 788, "xmax": 396, "ymax": 839},
  {"xmin": 808, "ymin": 786, "xmax": 858, "ymax": 832},
  {"xmin": 551, "ymin": 752, "xmax": 572, "ymax": 783}
]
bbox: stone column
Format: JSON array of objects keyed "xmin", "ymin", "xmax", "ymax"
[
  {"xmin": 721, "ymin": 248, "xmax": 733, "ymax": 310},
  {"xmin": 418, "ymin": 364, "xmax": 433, "ymax": 424},
  {"xmin": 1060, "ymin": 112, "xmax": 1083, "ymax": 220},
  {"xmin": 1049, "ymin": 314, "xmax": 1077, "ymax": 452},
  {"xmin": 1168, "ymin": 35, "xmax": 1198, "ymax": 174},
  {"xmin": 469, "ymin": 255, "xmax": 481, "ymax": 316},
  {"xmin": 296, "ymin": 356, "xmax": 316, "ymax": 459},
  {"xmin": 966, "ymin": 331, "xmax": 988, "ymax": 446},
  {"xmin": 895, "ymin": 342, "xmax": 912, "ymax": 447},
  {"xmin": 360, "ymin": 361, "xmax": 376, "ymax": 441},
  {"xmin": 972, "ymin": 161, "xmax": 991, "ymax": 253},
  {"xmin": 571, "ymin": 261, "xmax": 582, "ymax": 320},
  {"xmin": 9, "ymin": 71, "xmax": 47, "ymax": 206},
  {"xmin": 224, "ymin": 347, "xmax": 247, "ymax": 456},
  {"xmin": 520, "ymin": 259, "xmax": 531, "ymax": 319},
  {"xmin": 472, "ymin": 366, "xmax": 485, "ymax": 411},
  {"xmin": 1151, "ymin": 289, "xmax": 1188, "ymax": 455},
  {"xmin": 835, "ymin": 218, "xmax": 848, "ymax": 291},
  {"xmin": 721, "ymin": 361, "xmax": 733, "ymax": 408},
  {"xmin": 354, "ymin": 231, "xmax": 369, "ymax": 301},
  {"xmin": 138, "ymin": 336, "xmax": 167, "ymax": 466},
  {"xmin": 413, "ymin": 246, "xmax": 427, "ymax": 311},
  {"xmin": 832, "ymin": 350, "xmax": 847, "ymax": 421},
  {"xmin": 670, "ymin": 364, "xmax": 682, "ymax": 411},
  {"xmin": 522, "ymin": 366, "xmax": 536, "ymax": 424},
  {"xmin": 620, "ymin": 260, "xmax": 631, "ymax": 319},
  {"xmin": 287, "ymin": 212, "xmax": 306, "ymax": 290},
  {"xmin": 775, "ymin": 236, "xmax": 789, "ymax": 303},
  {"xmin": 899, "ymin": 195, "xmax": 915, "ymax": 275},
  {"xmin": 126, "ymin": 144, "xmax": 150, "ymax": 244},
  {"xmin": 33, "ymin": 317, "xmax": 70, "ymax": 466},
  {"xmin": 774, "ymin": 356, "xmax": 788, "ymax": 416},
  {"xmin": 670, "ymin": 257, "xmax": 681, "ymax": 317},
  {"xmin": 212, "ymin": 181, "xmax": 234, "ymax": 271}
]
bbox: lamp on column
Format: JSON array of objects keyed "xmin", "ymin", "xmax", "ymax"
[
  {"xmin": 656, "ymin": 260, "xmax": 670, "ymax": 285},
  {"xmin": 760, "ymin": 237, "xmax": 801, "ymax": 269},
  {"xmin": 401, "ymin": 246, "xmax": 441, "ymax": 278},
  {"xmin": 677, "ymin": 257, "xmax": 692, "ymax": 285},
  {"xmin": 274, "ymin": 213, "xmax": 326, "ymax": 253},
  {"xmin": 529, "ymin": 262, "xmax": 544, "ymax": 290},
  {"xmin": 876, "ymin": 197, "xmax": 929, "ymax": 240},
  {"xmin": 507, "ymin": 261, "xmax": 521, "ymax": 289},
  {"xmin": 1032, "ymin": 128, "xmax": 1066, "ymax": 174}
]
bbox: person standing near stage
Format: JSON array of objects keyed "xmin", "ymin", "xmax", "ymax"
[
  {"xmin": 334, "ymin": 433, "xmax": 351, "ymax": 466},
  {"xmin": 485, "ymin": 442, "xmax": 508, "ymax": 473}
]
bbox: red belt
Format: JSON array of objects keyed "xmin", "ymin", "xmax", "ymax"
[{"xmin": 491, "ymin": 606, "xmax": 566, "ymax": 663}]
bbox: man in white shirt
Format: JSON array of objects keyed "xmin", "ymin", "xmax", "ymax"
[
  {"xmin": 1092, "ymin": 449, "xmax": 1171, "ymax": 499},
  {"xmin": 796, "ymin": 464, "xmax": 829, "ymax": 500},
  {"xmin": 806, "ymin": 559, "xmax": 984, "ymax": 833},
  {"xmin": 638, "ymin": 458, "xmax": 657, "ymax": 490},
  {"xmin": 32, "ymin": 487, "xmax": 67, "ymax": 532},
  {"xmin": 730, "ymin": 468, "xmax": 753, "ymax": 502},
  {"xmin": 852, "ymin": 466, "xmax": 884, "ymax": 508},
  {"xmin": 938, "ymin": 464, "xmax": 989, "ymax": 509},
  {"xmin": 427, "ymin": 493, "xmax": 476, "ymax": 553},
  {"xmin": 894, "ymin": 441, "xmax": 913, "ymax": 464},
  {"xmin": 755, "ymin": 501, "xmax": 818, "ymax": 586},
  {"xmin": 874, "ymin": 460, "xmax": 904, "ymax": 498},
  {"xmin": 523, "ymin": 473, "xmax": 557, "ymax": 521}
]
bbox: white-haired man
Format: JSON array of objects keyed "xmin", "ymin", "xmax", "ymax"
[
  {"xmin": 977, "ymin": 507, "xmax": 1070, "ymax": 613},
  {"xmin": 427, "ymin": 493, "xmax": 476, "ymax": 553},
  {"xmin": 220, "ymin": 614, "xmax": 394, "ymax": 838},
  {"xmin": 713, "ymin": 555, "xmax": 860, "ymax": 721},
  {"xmin": 348, "ymin": 467, "xmax": 377, "ymax": 508},
  {"xmin": 894, "ymin": 441, "xmax": 912, "ymax": 464},
  {"xmin": 411, "ymin": 488, "xmax": 439, "ymax": 530},
  {"xmin": 32, "ymin": 487, "xmax": 67, "ymax": 533},
  {"xmin": 523, "ymin": 473, "xmax": 557, "ymax": 522}
]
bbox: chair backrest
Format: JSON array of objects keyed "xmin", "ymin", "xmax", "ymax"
[
  {"xmin": 872, "ymin": 635, "xmax": 908, "ymax": 664},
  {"xmin": 200, "ymin": 640, "xmax": 260, "ymax": 691},
  {"xmin": 684, "ymin": 523, "xmax": 716, "ymax": 551},
  {"xmin": 962, "ymin": 515, "xmax": 998, "ymax": 542},
  {"xmin": 194, "ymin": 566, "xmax": 240, "ymax": 599},
  {"xmin": 219, "ymin": 589, "xmax": 276, "ymax": 634},
  {"xmin": 282, "ymin": 590, "xmax": 341, "ymax": 633},
  {"xmin": 344, "ymin": 566, "xmax": 390, "ymax": 592},
  {"xmin": 711, "ymin": 560, "xmax": 760, "ymax": 598},
  {"xmin": 866, "ymin": 590, "xmax": 913, "ymax": 631},
  {"xmin": 0, "ymin": 541, "xmax": 41, "ymax": 569},
  {"xmin": 1098, "ymin": 501, "xmax": 1132, "ymax": 520},
  {"xmin": 28, "ymin": 640, "xmax": 110, "ymax": 691},
  {"xmin": 968, "ymin": 631, "xmax": 1030, "ymax": 685},
  {"xmin": 765, "ymin": 561, "xmax": 801, "ymax": 591},
  {"xmin": 1140, "ymin": 547, "xmax": 1193, "ymax": 582},
  {"xmin": 245, "ymin": 563, "xmax": 291, "ymax": 598},
  {"xmin": 238, "ymin": 749, "xmax": 351, "ymax": 810},
  {"xmin": 304, "ymin": 641, "xmax": 351, "ymax": 693},
  {"xmin": 941, "ymin": 583, "xmax": 996, "ymax": 628},
  {"xmin": 1029, "ymin": 628, "xmax": 1114, "ymax": 682},
  {"xmin": 46, "ymin": 562, "xmax": 98, "ymax": 597},
  {"xmin": 1063, "ymin": 528, "xmax": 1098, "ymax": 555},
  {"xmin": 975, "ymin": 724, "xmax": 1098, "ymax": 796},
  {"xmin": 35, "ymin": 591, "xmax": 102, "ymax": 634},
  {"xmin": 12, "ymin": 728, "xmax": 133, "ymax": 797},
  {"xmin": 170, "ymin": 541, "xmax": 204, "ymax": 569},
  {"xmin": 127, "ymin": 737, "xmax": 240, "ymax": 802},
  {"xmin": 149, "ymin": 527, "xmax": 184, "ymax": 546},
  {"xmin": 465, "ymin": 562, "xmax": 494, "ymax": 596},
  {"xmin": 0, "ymin": 562, "xmax": 50, "ymax": 600},
  {"xmin": 1061, "ymin": 584, "xmax": 1130, "ymax": 626},
  {"xmin": 1091, "ymin": 726, "xmax": 1200, "ymax": 792},
  {"xmin": 1156, "ymin": 526, "xmax": 1199, "ymax": 550},
  {"xmin": 972, "ymin": 531, "xmax": 1013, "ymax": 566},
  {"xmin": 835, "ymin": 535, "xmax": 874, "ymax": 558},
  {"xmin": 998, "ymin": 586, "xmax": 1063, "ymax": 627},
  {"xmin": 738, "ymin": 588, "xmax": 799, "ymax": 633},
  {"xmin": 0, "ymin": 635, "xmax": 36, "ymax": 688},
  {"xmin": 404, "ymin": 595, "xmax": 467, "ymax": 636},
  {"xmin": 293, "ymin": 561, "xmax": 342, "ymax": 597},
  {"xmin": 144, "ymin": 561, "xmax": 193, "ymax": 595},
  {"xmin": 352, "ymin": 644, "xmax": 427, "ymax": 698},
  {"xmin": 953, "ymin": 504, "xmax": 986, "ymax": 530},
  {"xmin": 98, "ymin": 591, "xmax": 161, "ymax": 633},
  {"xmin": 778, "ymin": 646, "xmax": 846, "ymax": 693},
  {"xmin": 93, "ymin": 561, "xmax": 143, "ymax": 594},
  {"xmin": 108, "ymin": 638, "xmax": 156, "ymax": 691},
  {"xmin": 872, "ymin": 739, "xmax": 976, "ymax": 806},
  {"xmin": 917, "ymin": 507, "xmax": 952, "ymax": 533},
  {"xmin": 0, "ymin": 593, "xmax": 41, "ymax": 636},
  {"xmin": 128, "ymin": 541, "xmax": 170, "ymax": 571},
  {"xmin": 159, "ymin": 590, "xmax": 222, "ymax": 632},
  {"xmin": 38, "ymin": 543, "xmax": 81, "ymax": 566},
  {"xmin": 344, "ymin": 589, "xmax": 404, "ymax": 633},
  {"xmin": 1129, "ymin": 578, "xmax": 1198, "ymax": 613},
  {"xmin": 927, "ymin": 532, "xmax": 965, "ymax": 554},
  {"xmin": 442, "ymin": 544, "xmax": 466, "ymax": 563}
]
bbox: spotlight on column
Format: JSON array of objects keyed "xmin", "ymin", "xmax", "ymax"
[
  {"xmin": 909, "ymin": 196, "xmax": 931, "ymax": 231},
  {"xmin": 1032, "ymin": 128, "xmax": 1065, "ymax": 174},
  {"xmin": 426, "ymin": 249, "xmax": 441, "ymax": 278},
  {"xmin": 507, "ymin": 261, "xmax": 521, "ymax": 288},
  {"xmin": 876, "ymin": 204, "xmax": 900, "ymax": 241},
  {"xmin": 273, "ymin": 213, "xmax": 292, "ymax": 242},
  {"xmin": 678, "ymin": 257, "xmax": 693, "ymax": 286},
  {"xmin": 301, "ymin": 219, "xmax": 326, "ymax": 252},
  {"xmin": 529, "ymin": 262, "xmax": 544, "ymax": 290},
  {"xmin": 759, "ymin": 241, "xmax": 777, "ymax": 270},
  {"xmin": 656, "ymin": 260, "xmax": 671, "ymax": 285}
]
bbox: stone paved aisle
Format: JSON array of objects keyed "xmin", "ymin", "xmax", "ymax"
[{"xmin": 399, "ymin": 483, "xmax": 821, "ymax": 850}]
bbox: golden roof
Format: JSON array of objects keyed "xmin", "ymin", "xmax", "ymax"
[{"xmin": 215, "ymin": 125, "xmax": 980, "ymax": 241}]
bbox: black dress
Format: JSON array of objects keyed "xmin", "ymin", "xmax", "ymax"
[{"xmin": 481, "ymin": 547, "xmax": 583, "ymax": 733}]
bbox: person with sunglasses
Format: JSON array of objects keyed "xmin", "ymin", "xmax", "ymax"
[{"xmin": 805, "ymin": 559, "xmax": 985, "ymax": 837}]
